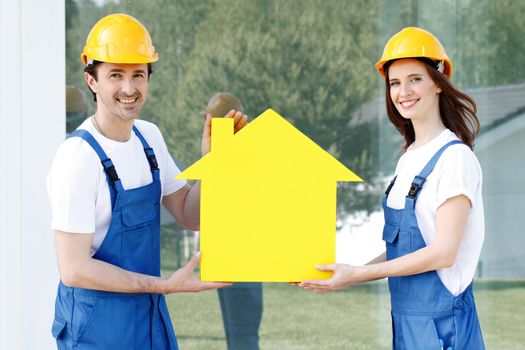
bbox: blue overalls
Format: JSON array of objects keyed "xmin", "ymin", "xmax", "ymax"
[
  {"xmin": 382, "ymin": 140, "xmax": 485, "ymax": 350},
  {"xmin": 51, "ymin": 126, "xmax": 178, "ymax": 350}
]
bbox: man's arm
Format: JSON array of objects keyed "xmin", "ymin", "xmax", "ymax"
[
  {"xmin": 55, "ymin": 230, "xmax": 229, "ymax": 293},
  {"xmin": 162, "ymin": 109, "xmax": 248, "ymax": 230},
  {"xmin": 162, "ymin": 184, "xmax": 201, "ymax": 230}
]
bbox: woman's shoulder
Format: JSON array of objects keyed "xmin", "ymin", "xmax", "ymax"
[{"xmin": 440, "ymin": 130, "xmax": 480, "ymax": 164}]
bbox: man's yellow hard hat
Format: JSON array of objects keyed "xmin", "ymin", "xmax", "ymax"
[
  {"xmin": 80, "ymin": 13, "xmax": 159, "ymax": 65},
  {"xmin": 375, "ymin": 27, "xmax": 452, "ymax": 78}
]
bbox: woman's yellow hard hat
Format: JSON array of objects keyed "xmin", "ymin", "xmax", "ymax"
[
  {"xmin": 375, "ymin": 27, "xmax": 452, "ymax": 78},
  {"xmin": 80, "ymin": 13, "xmax": 159, "ymax": 65}
]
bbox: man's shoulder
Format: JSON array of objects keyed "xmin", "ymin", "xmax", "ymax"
[
  {"xmin": 134, "ymin": 119, "xmax": 164, "ymax": 143},
  {"xmin": 55, "ymin": 134, "xmax": 101, "ymax": 166},
  {"xmin": 48, "ymin": 136, "xmax": 101, "ymax": 186},
  {"xmin": 134, "ymin": 119, "xmax": 161, "ymax": 134}
]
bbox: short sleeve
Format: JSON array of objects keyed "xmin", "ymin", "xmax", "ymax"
[
  {"xmin": 47, "ymin": 139, "xmax": 100, "ymax": 233},
  {"xmin": 435, "ymin": 145, "xmax": 482, "ymax": 209}
]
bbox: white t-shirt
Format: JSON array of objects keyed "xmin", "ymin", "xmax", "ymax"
[
  {"xmin": 47, "ymin": 117, "xmax": 187, "ymax": 256},
  {"xmin": 386, "ymin": 129, "xmax": 484, "ymax": 296}
]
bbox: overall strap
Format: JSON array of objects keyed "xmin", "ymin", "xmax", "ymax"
[
  {"xmin": 385, "ymin": 176, "xmax": 397, "ymax": 196},
  {"xmin": 68, "ymin": 129, "xmax": 125, "ymax": 209},
  {"xmin": 407, "ymin": 140, "xmax": 463, "ymax": 200},
  {"xmin": 132, "ymin": 125, "xmax": 160, "ymax": 182}
]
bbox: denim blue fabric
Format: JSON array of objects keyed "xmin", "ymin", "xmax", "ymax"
[
  {"xmin": 52, "ymin": 127, "xmax": 178, "ymax": 350},
  {"xmin": 383, "ymin": 140, "xmax": 485, "ymax": 350}
]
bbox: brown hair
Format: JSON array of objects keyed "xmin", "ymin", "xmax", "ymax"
[
  {"xmin": 384, "ymin": 59, "xmax": 480, "ymax": 150},
  {"xmin": 84, "ymin": 61, "xmax": 153, "ymax": 102}
]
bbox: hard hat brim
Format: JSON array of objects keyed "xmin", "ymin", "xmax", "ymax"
[
  {"xmin": 81, "ymin": 52, "xmax": 159, "ymax": 65},
  {"xmin": 375, "ymin": 56, "xmax": 453, "ymax": 79}
]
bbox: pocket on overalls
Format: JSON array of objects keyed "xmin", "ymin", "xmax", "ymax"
[
  {"xmin": 396, "ymin": 314, "xmax": 442, "ymax": 350},
  {"xmin": 75, "ymin": 296, "xmax": 136, "ymax": 348},
  {"xmin": 51, "ymin": 316, "xmax": 68, "ymax": 346},
  {"xmin": 121, "ymin": 201, "xmax": 159, "ymax": 274},
  {"xmin": 382, "ymin": 222, "xmax": 399, "ymax": 292},
  {"xmin": 71, "ymin": 294, "xmax": 98, "ymax": 346}
]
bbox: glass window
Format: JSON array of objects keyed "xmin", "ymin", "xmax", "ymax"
[{"xmin": 66, "ymin": 0, "xmax": 525, "ymax": 348}]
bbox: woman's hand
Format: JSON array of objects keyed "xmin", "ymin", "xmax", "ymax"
[{"xmin": 295, "ymin": 264, "xmax": 366, "ymax": 294}]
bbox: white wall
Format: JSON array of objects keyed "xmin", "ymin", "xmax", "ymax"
[{"xmin": 0, "ymin": 0, "xmax": 64, "ymax": 349}]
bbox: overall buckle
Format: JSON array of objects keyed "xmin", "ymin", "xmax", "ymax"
[
  {"xmin": 144, "ymin": 148, "xmax": 159, "ymax": 169},
  {"xmin": 407, "ymin": 175, "xmax": 426, "ymax": 199},
  {"xmin": 101, "ymin": 159, "xmax": 120, "ymax": 183}
]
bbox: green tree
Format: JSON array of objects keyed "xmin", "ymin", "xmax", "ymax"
[
  {"xmin": 66, "ymin": 0, "xmax": 105, "ymax": 115},
  {"xmin": 175, "ymin": 0, "xmax": 385, "ymax": 216},
  {"xmin": 457, "ymin": 0, "xmax": 525, "ymax": 87}
]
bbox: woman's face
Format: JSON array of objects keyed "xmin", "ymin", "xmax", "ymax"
[{"xmin": 388, "ymin": 58, "xmax": 441, "ymax": 123}]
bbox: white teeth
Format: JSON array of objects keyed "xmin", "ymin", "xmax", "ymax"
[
  {"xmin": 400, "ymin": 100, "xmax": 417, "ymax": 108},
  {"xmin": 117, "ymin": 98, "xmax": 136, "ymax": 104}
]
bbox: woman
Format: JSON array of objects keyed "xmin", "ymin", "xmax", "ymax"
[{"xmin": 298, "ymin": 27, "xmax": 485, "ymax": 349}]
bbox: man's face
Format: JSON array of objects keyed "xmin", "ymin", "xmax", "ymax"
[{"xmin": 85, "ymin": 62, "xmax": 149, "ymax": 121}]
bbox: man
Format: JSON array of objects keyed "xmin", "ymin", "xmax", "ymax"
[
  {"xmin": 48, "ymin": 14, "xmax": 247, "ymax": 349},
  {"xmin": 205, "ymin": 92, "xmax": 263, "ymax": 350}
]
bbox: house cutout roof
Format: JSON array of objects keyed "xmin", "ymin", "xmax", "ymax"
[
  {"xmin": 179, "ymin": 108, "xmax": 362, "ymax": 182},
  {"xmin": 177, "ymin": 108, "xmax": 363, "ymax": 282}
]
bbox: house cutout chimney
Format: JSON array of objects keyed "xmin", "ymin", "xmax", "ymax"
[{"xmin": 211, "ymin": 118, "xmax": 234, "ymax": 151}]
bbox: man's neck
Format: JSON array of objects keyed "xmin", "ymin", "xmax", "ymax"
[{"xmin": 93, "ymin": 111, "xmax": 135, "ymax": 142}]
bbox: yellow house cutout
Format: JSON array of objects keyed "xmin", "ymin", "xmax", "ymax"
[{"xmin": 177, "ymin": 109, "xmax": 362, "ymax": 282}]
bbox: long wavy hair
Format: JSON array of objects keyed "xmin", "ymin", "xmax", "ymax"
[{"xmin": 384, "ymin": 59, "xmax": 480, "ymax": 151}]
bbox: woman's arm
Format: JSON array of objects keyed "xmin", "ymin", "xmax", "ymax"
[{"xmin": 298, "ymin": 194, "xmax": 470, "ymax": 293}]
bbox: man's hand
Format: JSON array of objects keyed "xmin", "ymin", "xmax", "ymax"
[
  {"xmin": 162, "ymin": 252, "xmax": 232, "ymax": 293},
  {"xmin": 294, "ymin": 264, "xmax": 365, "ymax": 294},
  {"xmin": 201, "ymin": 109, "xmax": 248, "ymax": 156}
]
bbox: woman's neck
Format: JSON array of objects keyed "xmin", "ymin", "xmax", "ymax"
[{"xmin": 410, "ymin": 116, "xmax": 446, "ymax": 150}]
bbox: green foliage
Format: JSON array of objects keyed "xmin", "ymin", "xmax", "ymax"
[
  {"xmin": 175, "ymin": 0, "xmax": 386, "ymax": 215},
  {"xmin": 66, "ymin": 0, "xmax": 525, "ymax": 219},
  {"xmin": 65, "ymin": 0, "xmax": 105, "ymax": 114},
  {"xmin": 455, "ymin": 0, "xmax": 525, "ymax": 87}
]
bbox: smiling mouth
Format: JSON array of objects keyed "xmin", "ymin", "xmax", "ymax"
[
  {"xmin": 400, "ymin": 99, "xmax": 419, "ymax": 108},
  {"xmin": 116, "ymin": 96, "xmax": 138, "ymax": 104}
]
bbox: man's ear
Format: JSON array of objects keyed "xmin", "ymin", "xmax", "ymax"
[{"xmin": 84, "ymin": 72, "xmax": 97, "ymax": 94}]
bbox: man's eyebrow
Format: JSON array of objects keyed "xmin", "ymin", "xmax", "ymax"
[{"xmin": 107, "ymin": 68, "xmax": 147, "ymax": 74}]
